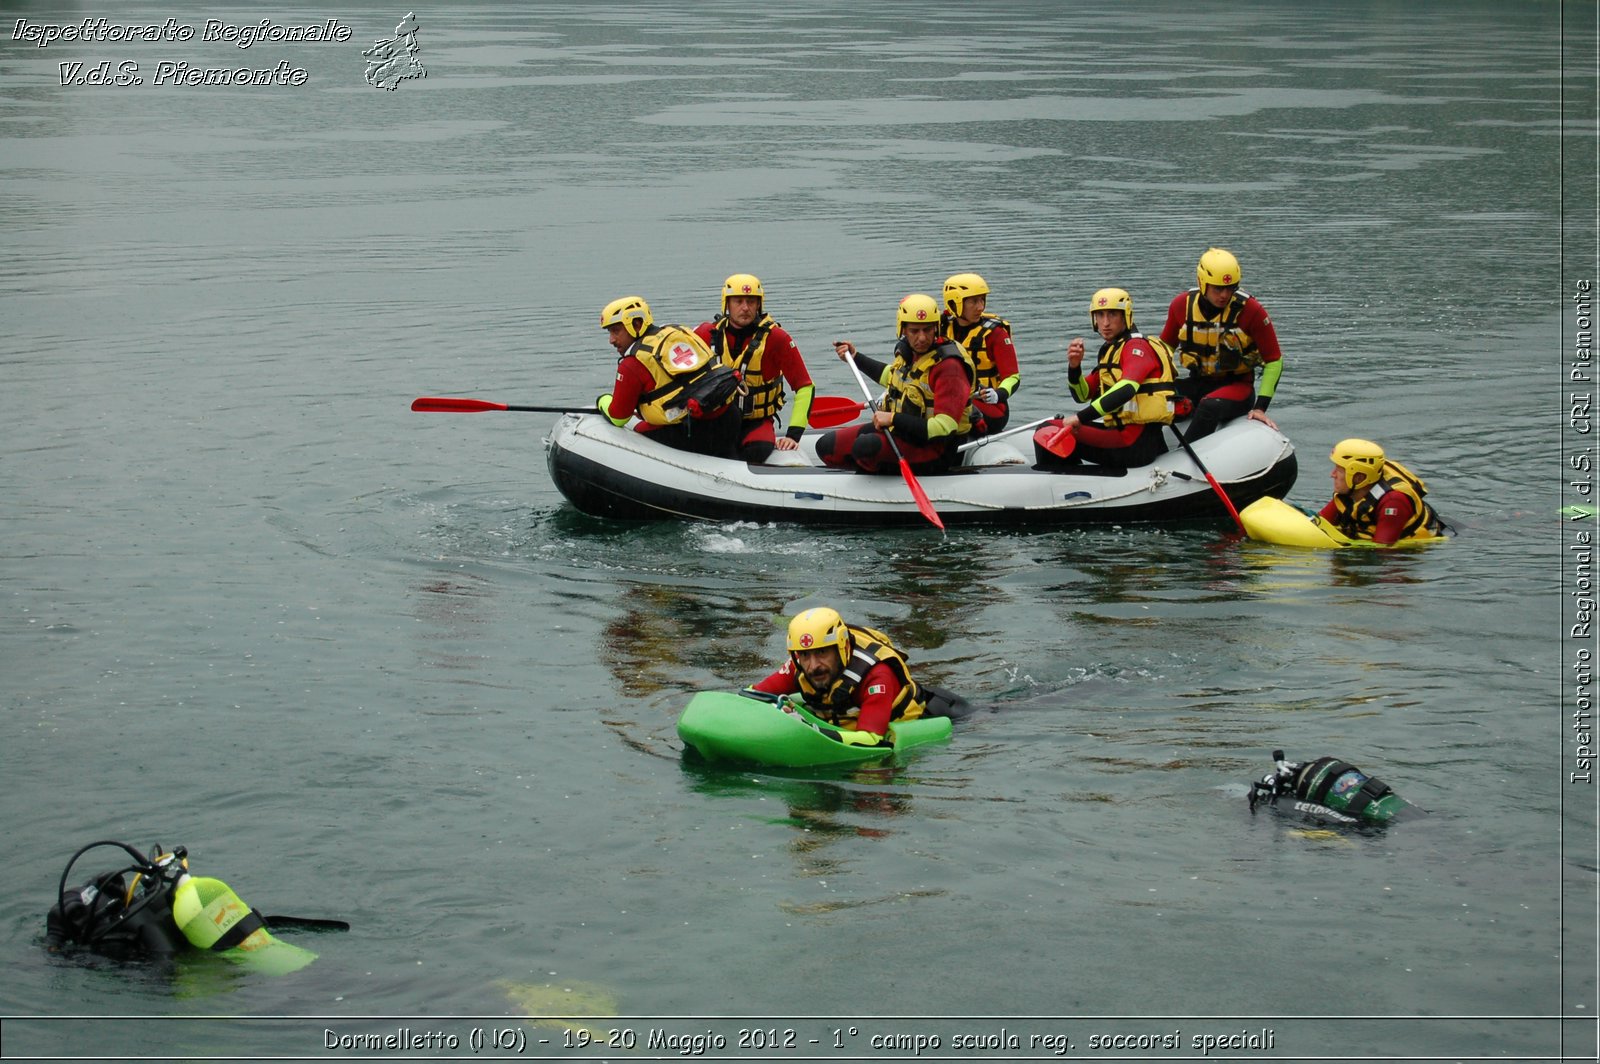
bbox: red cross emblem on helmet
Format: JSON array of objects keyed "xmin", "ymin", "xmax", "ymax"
[
  {"xmin": 1221, "ymin": 272, "xmax": 1235, "ymax": 284},
  {"xmin": 798, "ymin": 634, "xmax": 814, "ymax": 648},
  {"xmin": 916, "ymin": 309, "xmax": 928, "ymax": 320},
  {"xmin": 740, "ymin": 283, "xmax": 753, "ymax": 294},
  {"xmin": 1096, "ymin": 296, "xmax": 1109, "ymax": 307}
]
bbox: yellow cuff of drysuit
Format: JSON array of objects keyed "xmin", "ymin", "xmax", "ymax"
[
  {"xmin": 597, "ymin": 393, "xmax": 628, "ymax": 427},
  {"xmin": 786, "ymin": 384, "xmax": 815, "ymax": 439},
  {"xmin": 1257, "ymin": 358, "xmax": 1283, "ymax": 400}
]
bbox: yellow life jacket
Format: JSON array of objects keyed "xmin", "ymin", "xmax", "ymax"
[
  {"xmin": 794, "ymin": 624, "xmax": 925, "ymax": 726},
  {"xmin": 1326, "ymin": 459, "xmax": 1445, "ymax": 542},
  {"xmin": 706, "ymin": 313, "xmax": 784, "ymax": 421},
  {"xmin": 943, "ymin": 313, "xmax": 1012, "ymax": 389},
  {"xmin": 1175, "ymin": 288, "xmax": 1262, "ymax": 379},
  {"xmin": 629, "ymin": 326, "xmax": 724, "ymax": 426},
  {"xmin": 1091, "ymin": 331, "xmax": 1178, "ymax": 428},
  {"xmin": 884, "ymin": 339, "xmax": 976, "ymax": 434}
]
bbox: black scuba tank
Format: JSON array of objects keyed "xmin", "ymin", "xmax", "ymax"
[{"xmin": 46, "ymin": 841, "xmax": 190, "ymax": 959}]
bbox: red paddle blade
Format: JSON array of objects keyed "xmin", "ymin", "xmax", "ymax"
[
  {"xmin": 806, "ymin": 395, "xmax": 866, "ymax": 429},
  {"xmin": 899, "ymin": 459, "xmax": 945, "ymax": 531},
  {"xmin": 412, "ymin": 397, "xmax": 509, "ymax": 413},
  {"xmin": 1038, "ymin": 423, "xmax": 1076, "ymax": 458},
  {"xmin": 1205, "ymin": 471, "xmax": 1246, "ymax": 532}
]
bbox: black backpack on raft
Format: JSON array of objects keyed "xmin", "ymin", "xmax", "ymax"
[{"xmin": 678, "ymin": 364, "xmax": 743, "ymax": 418}]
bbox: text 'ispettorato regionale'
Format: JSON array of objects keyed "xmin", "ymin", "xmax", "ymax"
[
  {"xmin": 13, "ymin": 18, "xmax": 353, "ymax": 87},
  {"xmin": 11, "ymin": 18, "xmax": 352, "ymax": 49}
]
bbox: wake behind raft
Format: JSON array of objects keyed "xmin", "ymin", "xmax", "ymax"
[
  {"xmin": 677, "ymin": 688, "xmax": 971, "ymax": 769},
  {"xmin": 45, "ymin": 840, "xmax": 347, "ymax": 975}
]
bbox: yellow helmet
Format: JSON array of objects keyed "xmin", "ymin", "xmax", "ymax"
[
  {"xmin": 1089, "ymin": 287, "xmax": 1133, "ymax": 327},
  {"xmin": 1330, "ymin": 438, "xmax": 1386, "ymax": 491},
  {"xmin": 787, "ymin": 607, "xmax": 849, "ymax": 656},
  {"xmin": 897, "ymin": 293, "xmax": 940, "ymax": 336},
  {"xmin": 1197, "ymin": 247, "xmax": 1242, "ymax": 288},
  {"xmin": 599, "ymin": 295, "xmax": 652, "ymax": 339},
  {"xmin": 942, "ymin": 272, "xmax": 990, "ymax": 317},
  {"xmin": 721, "ymin": 273, "xmax": 764, "ymax": 315}
]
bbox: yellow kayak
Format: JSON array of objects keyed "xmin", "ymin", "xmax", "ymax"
[{"xmin": 1239, "ymin": 496, "xmax": 1446, "ymax": 550}]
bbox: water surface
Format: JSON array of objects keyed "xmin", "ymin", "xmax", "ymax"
[{"xmin": 2, "ymin": 2, "xmax": 1594, "ymax": 1060}]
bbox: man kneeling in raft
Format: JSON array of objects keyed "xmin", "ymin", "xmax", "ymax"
[{"xmin": 747, "ymin": 608, "xmax": 929, "ymax": 746}]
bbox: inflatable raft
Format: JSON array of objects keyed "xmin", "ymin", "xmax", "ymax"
[
  {"xmin": 546, "ymin": 414, "xmax": 1297, "ymax": 527},
  {"xmin": 677, "ymin": 690, "xmax": 955, "ymax": 768},
  {"xmin": 1240, "ymin": 496, "xmax": 1448, "ymax": 549}
]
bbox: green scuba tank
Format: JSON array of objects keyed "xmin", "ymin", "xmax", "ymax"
[
  {"xmin": 1289, "ymin": 756, "xmax": 1407, "ymax": 823},
  {"xmin": 1248, "ymin": 751, "xmax": 1415, "ymax": 825}
]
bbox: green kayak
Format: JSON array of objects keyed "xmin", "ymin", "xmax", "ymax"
[{"xmin": 677, "ymin": 690, "xmax": 955, "ymax": 768}]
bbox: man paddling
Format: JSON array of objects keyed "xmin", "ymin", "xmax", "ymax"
[
  {"xmin": 748, "ymin": 607, "xmax": 930, "ymax": 744},
  {"xmin": 819, "ymin": 294, "xmax": 976, "ymax": 475},
  {"xmin": 694, "ymin": 273, "xmax": 816, "ymax": 463}
]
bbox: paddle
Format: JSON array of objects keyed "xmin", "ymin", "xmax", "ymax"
[
  {"xmin": 737, "ymin": 686, "xmax": 866, "ymax": 744},
  {"xmin": 1038, "ymin": 420, "xmax": 1078, "ymax": 459},
  {"xmin": 1171, "ymin": 423, "xmax": 1245, "ymax": 532},
  {"xmin": 840, "ymin": 349, "xmax": 945, "ymax": 532},
  {"xmin": 806, "ymin": 394, "xmax": 871, "ymax": 429},
  {"xmin": 411, "ymin": 397, "xmax": 592, "ymax": 414},
  {"xmin": 956, "ymin": 416, "xmax": 1056, "ymax": 453}
]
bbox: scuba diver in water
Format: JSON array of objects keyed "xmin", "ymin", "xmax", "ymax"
[
  {"xmin": 45, "ymin": 840, "xmax": 343, "ymax": 974},
  {"xmin": 46, "ymin": 841, "xmax": 191, "ymax": 960},
  {"xmin": 1248, "ymin": 750, "xmax": 1423, "ymax": 826}
]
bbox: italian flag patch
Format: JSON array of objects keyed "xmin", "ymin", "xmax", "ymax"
[{"xmin": 866, "ymin": 683, "xmax": 886, "ymax": 696}]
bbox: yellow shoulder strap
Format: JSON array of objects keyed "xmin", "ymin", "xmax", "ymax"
[{"xmin": 1382, "ymin": 458, "xmax": 1428, "ymax": 496}]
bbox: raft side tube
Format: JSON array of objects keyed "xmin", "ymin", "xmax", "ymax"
[{"xmin": 546, "ymin": 414, "xmax": 1298, "ymax": 527}]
